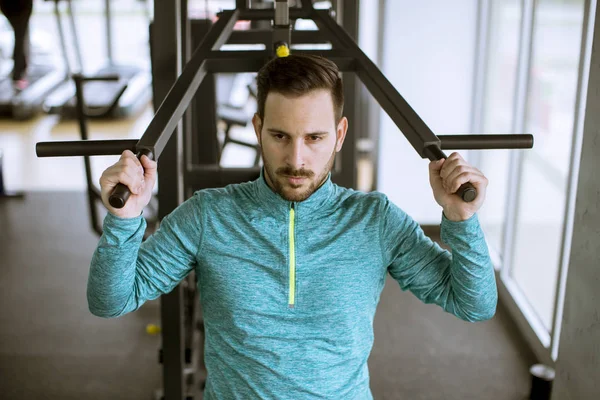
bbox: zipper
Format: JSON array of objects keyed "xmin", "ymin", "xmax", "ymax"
[{"xmin": 288, "ymin": 203, "xmax": 296, "ymax": 308}]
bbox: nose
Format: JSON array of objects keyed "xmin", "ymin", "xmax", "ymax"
[{"xmin": 286, "ymin": 139, "xmax": 305, "ymax": 170}]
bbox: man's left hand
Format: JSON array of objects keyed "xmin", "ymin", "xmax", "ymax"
[{"xmin": 428, "ymin": 152, "xmax": 488, "ymax": 222}]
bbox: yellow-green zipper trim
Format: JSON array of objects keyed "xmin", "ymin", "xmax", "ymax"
[{"xmin": 288, "ymin": 204, "xmax": 296, "ymax": 308}]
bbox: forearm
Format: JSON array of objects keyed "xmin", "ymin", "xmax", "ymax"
[
  {"xmin": 87, "ymin": 195, "xmax": 202, "ymax": 318},
  {"xmin": 87, "ymin": 213, "xmax": 146, "ymax": 318},
  {"xmin": 440, "ymin": 212, "xmax": 497, "ymax": 322}
]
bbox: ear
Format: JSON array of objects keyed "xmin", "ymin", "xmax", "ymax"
[
  {"xmin": 335, "ymin": 117, "xmax": 348, "ymax": 152},
  {"xmin": 252, "ymin": 114, "xmax": 262, "ymax": 145}
]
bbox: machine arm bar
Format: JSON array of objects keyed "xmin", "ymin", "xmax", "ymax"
[
  {"xmin": 107, "ymin": 10, "xmax": 239, "ymax": 208},
  {"xmin": 230, "ymin": 8, "xmax": 311, "ymax": 20},
  {"xmin": 312, "ymin": 9, "xmax": 487, "ymax": 202},
  {"xmin": 227, "ymin": 30, "xmax": 329, "ymax": 45},
  {"xmin": 36, "ymin": 140, "xmax": 138, "ymax": 157},
  {"xmin": 35, "ymin": 134, "xmax": 533, "ymax": 159},
  {"xmin": 135, "ymin": 10, "xmax": 238, "ymax": 159},
  {"xmin": 439, "ymin": 134, "xmax": 534, "ymax": 150},
  {"xmin": 35, "ymin": 7, "xmax": 536, "ymax": 206},
  {"xmin": 312, "ymin": 10, "xmax": 441, "ymax": 157},
  {"xmin": 205, "ymin": 50, "xmax": 355, "ymax": 72}
]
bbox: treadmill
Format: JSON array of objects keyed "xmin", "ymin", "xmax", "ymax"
[
  {"xmin": 44, "ymin": 0, "xmax": 152, "ymax": 119},
  {"xmin": 0, "ymin": 17, "xmax": 66, "ymax": 119}
]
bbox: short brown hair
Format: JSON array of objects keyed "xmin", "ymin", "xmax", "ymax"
[{"xmin": 255, "ymin": 54, "xmax": 344, "ymax": 123}]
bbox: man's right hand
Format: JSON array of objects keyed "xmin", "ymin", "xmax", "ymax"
[{"xmin": 99, "ymin": 150, "xmax": 158, "ymax": 219}]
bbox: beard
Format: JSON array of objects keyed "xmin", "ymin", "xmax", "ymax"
[{"xmin": 262, "ymin": 142, "xmax": 337, "ymax": 202}]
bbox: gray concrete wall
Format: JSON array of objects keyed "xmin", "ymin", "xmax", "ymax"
[{"xmin": 553, "ymin": 3, "xmax": 600, "ymax": 399}]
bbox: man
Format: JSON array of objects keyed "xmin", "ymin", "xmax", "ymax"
[
  {"xmin": 0, "ymin": 0, "xmax": 33, "ymax": 90},
  {"xmin": 89, "ymin": 54, "xmax": 497, "ymax": 399}
]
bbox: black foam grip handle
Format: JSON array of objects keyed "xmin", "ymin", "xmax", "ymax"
[
  {"xmin": 108, "ymin": 149, "xmax": 154, "ymax": 209},
  {"xmin": 109, "ymin": 183, "xmax": 131, "ymax": 209},
  {"xmin": 457, "ymin": 182, "xmax": 477, "ymax": 202}
]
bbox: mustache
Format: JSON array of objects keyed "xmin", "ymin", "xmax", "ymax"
[{"xmin": 276, "ymin": 167, "xmax": 314, "ymax": 178}]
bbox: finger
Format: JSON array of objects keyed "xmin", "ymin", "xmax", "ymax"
[
  {"xmin": 120, "ymin": 153, "xmax": 143, "ymax": 170},
  {"xmin": 447, "ymin": 151, "xmax": 464, "ymax": 161},
  {"xmin": 120, "ymin": 150, "xmax": 143, "ymax": 177},
  {"xmin": 99, "ymin": 164, "xmax": 124, "ymax": 186},
  {"xmin": 121, "ymin": 149, "xmax": 139, "ymax": 162},
  {"xmin": 444, "ymin": 165, "xmax": 479, "ymax": 191},
  {"xmin": 120, "ymin": 155, "xmax": 146, "ymax": 183},
  {"xmin": 101, "ymin": 166, "xmax": 144, "ymax": 194},
  {"xmin": 444, "ymin": 164, "xmax": 471, "ymax": 186},
  {"xmin": 444, "ymin": 163, "xmax": 484, "ymax": 188},
  {"xmin": 448, "ymin": 170, "xmax": 487, "ymax": 193},
  {"xmin": 447, "ymin": 172, "xmax": 473, "ymax": 194},
  {"xmin": 440, "ymin": 152, "xmax": 474, "ymax": 180},
  {"xmin": 428, "ymin": 159, "xmax": 447, "ymax": 193},
  {"xmin": 439, "ymin": 156, "xmax": 462, "ymax": 180},
  {"xmin": 117, "ymin": 168, "xmax": 145, "ymax": 195},
  {"xmin": 140, "ymin": 155, "xmax": 157, "ymax": 180},
  {"xmin": 444, "ymin": 152, "xmax": 465, "ymax": 165},
  {"xmin": 428, "ymin": 158, "xmax": 445, "ymax": 174}
]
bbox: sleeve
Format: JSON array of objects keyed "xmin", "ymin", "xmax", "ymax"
[
  {"xmin": 380, "ymin": 195, "xmax": 498, "ymax": 322},
  {"xmin": 87, "ymin": 192, "xmax": 205, "ymax": 318}
]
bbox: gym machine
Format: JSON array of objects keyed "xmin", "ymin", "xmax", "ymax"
[
  {"xmin": 36, "ymin": 0, "xmax": 534, "ymax": 398},
  {"xmin": 44, "ymin": 0, "xmax": 152, "ymax": 119},
  {"xmin": 70, "ymin": 73, "xmax": 159, "ymax": 239},
  {"xmin": 0, "ymin": 148, "xmax": 24, "ymax": 199},
  {"xmin": 0, "ymin": 4, "xmax": 66, "ymax": 119}
]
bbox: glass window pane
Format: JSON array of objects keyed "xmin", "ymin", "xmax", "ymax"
[
  {"xmin": 510, "ymin": 0, "xmax": 584, "ymax": 331},
  {"xmin": 479, "ymin": 0, "xmax": 522, "ymax": 258}
]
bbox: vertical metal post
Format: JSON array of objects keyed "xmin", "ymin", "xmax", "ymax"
[
  {"xmin": 370, "ymin": 0, "xmax": 386, "ymax": 190},
  {"xmin": 153, "ymin": 0, "xmax": 186, "ymax": 398},
  {"xmin": 273, "ymin": 0, "xmax": 292, "ymax": 52},
  {"xmin": 236, "ymin": 0, "xmax": 250, "ymax": 10},
  {"xmin": 54, "ymin": 0, "xmax": 72, "ymax": 73},
  {"xmin": 355, "ymin": 0, "xmax": 383, "ymax": 192},
  {"xmin": 0, "ymin": 149, "xmax": 24, "ymax": 198},
  {"xmin": 0, "ymin": 150, "xmax": 5, "ymax": 195},
  {"xmin": 190, "ymin": 19, "xmax": 220, "ymax": 169},
  {"xmin": 469, "ymin": 0, "xmax": 492, "ymax": 168},
  {"xmin": 502, "ymin": 0, "xmax": 535, "ymax": 282},
  {"xmin": 105, "ymin": 0, "xmax": 114, "ymax": 65},
  {"xmin": 67, "ymin": 0, "xmax": 83, "ymax": 72},
  {"xmin": 301, "ymin": 0, "xmax": 314, "ymax": 11},
  {"xmin": 73, "ymin": 77, "xmax": 99, "ymax": 235},
  {"xmin": 181, "ymin": 0, "xmax": 193, "ymax": 169},
  {"xmin": 337, "ymin": 0, "xmax": 359, "ymax": 189},
  {"xmin": 274, "ymin": 2, "xmax": 290, "ymax": 25}
]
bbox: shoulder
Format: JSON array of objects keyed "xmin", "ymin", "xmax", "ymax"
[
  {"xmin": 190, "ymin": 180, "xmax": 256, "ymax": 207},
  {"xmin": 332, "ymin": 185, "xmax": 394, "ymax": 210},
  {"xmin": 333, "ymin": 186, "xmax": 411, "ymax": 224}
]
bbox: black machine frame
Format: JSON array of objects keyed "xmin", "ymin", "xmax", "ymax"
[{"xmin": 36, "ymin": 1, "xmax": 534, "ymax": 398}]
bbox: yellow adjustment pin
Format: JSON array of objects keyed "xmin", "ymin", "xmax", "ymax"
[
  {"xmin": 146, "ymin": 324, "xmax": 161, "ymax": 335},
  {"xmin": 276, "ymin": 45, "xmax": 290, "ymax": 58}
]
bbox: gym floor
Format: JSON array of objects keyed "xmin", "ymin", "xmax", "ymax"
[{"xmin": 0, "ymin": 108, "xmax": 536, "ymax": 399}]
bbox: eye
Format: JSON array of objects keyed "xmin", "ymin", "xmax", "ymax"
[
  {"xmin": 308, "ymin": 135, "xmax": 322, "ymax": 142},
  {"xmin": 273, "ymin": 133, "xmax": 286, "ymax": 140}
]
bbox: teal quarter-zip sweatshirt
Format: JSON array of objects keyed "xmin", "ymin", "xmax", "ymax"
[{"xmin": 87, "ymin": 170, "xmax": 497, "ymax": 399}]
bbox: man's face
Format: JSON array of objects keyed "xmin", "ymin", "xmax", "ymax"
[{"xmin": 252, "ymin": 89, "xmax": 348, "ymax": 202}]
